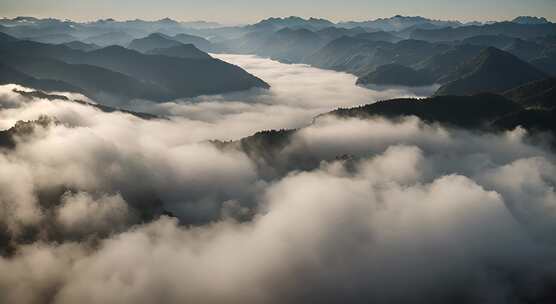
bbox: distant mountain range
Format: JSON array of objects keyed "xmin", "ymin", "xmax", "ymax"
[
  {"xmin": 217, "ymin": 77, "xmax": 555, "ymax": 166},
  {"xmin": 435, "ymin": 47, "xmax": 547, "ymax": 96},
  {"xmin": 0, "ymin": 32, "xmax": 269, "ymax": 105},
  {"xmin": 337, "ymin": 15, "xmax": 465, "ymax": 32},
  {"xmin": 214, "ymin": 78, "xmax": 556, "ymax": 171},
  {"xmin": 0, "ymin": 14, "xmax": 554, "ymax": 103}
]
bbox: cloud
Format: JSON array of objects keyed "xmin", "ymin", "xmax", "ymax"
[
  {"xmin": 128, "ymin": 54, "xmax": 433, "ymax": 141},
  {"xmin": 0, "ymin": 54, "xmax": 554, "ymax": 303},
  {"xmin": 56, "ymin": 192, "xmax": 131, "ymax": 237}
]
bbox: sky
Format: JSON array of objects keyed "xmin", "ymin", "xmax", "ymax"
[{"xmin": 0, "ymin": 0, "xmax": 555, "ymax": 24}]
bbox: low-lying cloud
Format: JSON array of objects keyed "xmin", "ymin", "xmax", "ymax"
[
  {"xmin": 128, "ymin": 54, "xmax": 436, "ymax": 140},
  {"xmin": 0, "ymin": 54, "xmax": 555, "ymax": 304}
]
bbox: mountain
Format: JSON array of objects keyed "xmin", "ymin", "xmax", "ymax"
[
  {"xmin": 315, "ymin": 27, "xmax": 367, "ymax": 42},
  {"xmin": 223, "ymin": 27, "xmax": 326, "ymax": 63},
  {"xmin": 64, "ymin": 45, "xmax": 269, "ymax": 97},
  {"xmin": 459, "ymin": 34, "xmax": 550, "ymax": 61},
  {"xmin": 171, "ymin": 33, "xmax": 212, "ymax": 51},
  {"xmin": 128, "ymin": 33, "xmax": 183, "ymax": 53},
  {"xmin": 460, "ymin": 35, "xmax": 516, "ymax": 49},
  {"xmin": 26, "ymin": 33, "xmax": 78, "ymax": 44},
  {"xmin": 258, "ymin": 28, "xmax": 325, "ymax": 62},
  {"xmin": 0, "ymin": 90, "xmax": 161, "ymax": 149},
  {"xmin": 1, "ymin": 55, "xmax": 173, "ymax": 104},
  {"xmin": 531, "ymin": 55, "xmax": 556, "ymax": 76},
  {"xmin": 503, "ymin": 78, "xmax": 556, "ymax": 109},
  {"xmin": 12, "ymin": 89, "xmax": 161, "ymax": 120},
  {"xmin": 328, "ymin": 93, "xmax": 520, "ymax": 128},
  {"xmin": 146, "ymin": 44, "xmax": 212, "ymax": 59},
  {"xmin": 62, "ymin": 41, "xmax": 100, "ymax": 52},
  {"xmin": 356, "ymin": 64, "xmax": 434, "ymax": 86},
  {"xmin": 215, "ymin": 79, "xmax": 556, "ymax": 170},
  {"xmin": 337, "ymin": 15, "xmax": 463, "ymax": 32},
  {"xmin": 504, "ymin": 38, "xmax": 545, "ymax": 61},
  {"xmin": 435, "ymin": 47, "xmax": 547, "ymax": 96},
  {"xmin": 180, "ymin": 21, "xmax": 222, "ymax": 29},
  {"xmin": 248, "ymin": 16, "xmax": 335, "ymax": 31},
  {"xmin": 354, "ymin": 31, "xmax": 403, "ymax": 43},
  {"xmin": 306, "ymin": 36, "xmax": 392, "ymax": 75},
  {"xmin": 83, "ymin": 31, "xmax": 136, "ymax": 46},
  {"xmin": 512, "ymin": 16, "xmax": 550, "ymax": 25},
  {"xmin": 0, "ymin": 63, "xmax": 83, "ymax": 93},
  {"xmin": 411, "ymin": 22, "xmax": 556, "ymax": 42},
  {"xmin": 0, "ymin": 116, "xmax": 56, "ymax": 149},
  {"xmin": 414, "ymin": 44, "xmax": 484, "ymax": 82},
  {"xmin": 0, "ymin": 37, "xmax": 269, "ymax": 102},
  {"xmin": 493, "ymin": 108, "xmax": 556, "ymax": 137},
  {"xmin": 0, "ymin": 31, "xmax": 20, "ymax": 43},
  {"xmin": 308, "ymin": 37, "xmax": 449, "ymax": 77}
]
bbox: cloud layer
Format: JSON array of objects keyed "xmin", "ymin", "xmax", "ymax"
[{"xmin": 0, "ymin": 55, "xmax": 555, "ymax": 304}]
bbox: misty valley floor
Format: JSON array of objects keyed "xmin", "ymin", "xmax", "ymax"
[
  {"xmin": 128, "ymin": 54, "xmax": 438, "ymax": 141},
  {"xmin": 0, "ymin": 55, "xmax": 556, "ymax": 304}
]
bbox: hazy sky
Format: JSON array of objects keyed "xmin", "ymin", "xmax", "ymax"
[{"xmin": 1, "ymin": 0, "xmax": 555, "ymax": 24}]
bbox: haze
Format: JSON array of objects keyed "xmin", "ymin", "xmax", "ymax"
[{"xmin": 2, "ymin": 0, "xmax": 555, "ymax": 24}]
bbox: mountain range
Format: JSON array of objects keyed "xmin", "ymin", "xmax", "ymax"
[
  {"xmin": 0, "ymin": 14, "xmax": 554, "ymax": 105},
  {"xmin": 213, "ymin": 77, "xmax": 556, "ymax": 172},
  {"xmin": 0, "ymin": 32, "xmax": 269, "ymax": 105}
]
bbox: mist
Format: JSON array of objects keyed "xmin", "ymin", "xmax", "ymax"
[
  {"xmin": 128, "ymin": 54, "xmax": 436, "ymax": 141},
  {"xmin": 0, "ymin": 54, "xmax": 555, "ymax": 303}
]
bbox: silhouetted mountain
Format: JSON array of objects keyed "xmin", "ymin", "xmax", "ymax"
[
  {"xmin": 0, "ymin": 91, "xmax": 160, "ymax": 149},
  {"xmin": 26, "ymin": 33, "xmax": 77, "ymax": 44},
  {"xmin": 460, "ymin": 35, "xmax": 516, "ymax": 49},
  {"xmin": 357, "ymin": 64, "xmax": 434, "ymax": 86},
  {"xmin": 306, "ymin": 36, "xmax": 390, "ymax": 75},
  {"xmin": 216, "ymin": 80, "xmax": 556, "ymax": 169},
  {"xmin": 435, "ymin": 47, "xmax": 547, "ymax": 96},
  {"xmin": 328, "ymin": 93, "xmax": 520, "ymax": 128},
  {"xmin": 0, "ymin": 32, "xmax": 19, "ymax": 43},
  {"xmin": 83, "ymin": 31, "xmax": 135, "ymax": 46},
  {"xmin": 171, "ymin": 33, "xmax": 212, "ymax": 52},
  {"xmin": 493, "ymin": 108, "xmax": 556, "ymax": 137},
  {"xmin": 0, "ymin": 63, "xmax": 83, "ymax": 93},
  {"xmin": 146, "ymin": 44, "xmax": 212, "ymax": 59},
  {"xmin": 128, "ymin": 33, "xmax": 182, "ymax": 53},
  {"xmin": 308, "ymin": 37, "xmax": 449, "ymax": 76},
  {"xmin": 62, "ymin": 45, "xmax": 269, "ymax": 97},
  {"xmin": 222, "ymin": 27, "xmax": 325, "ymax": 63},
  {"xmin": 0, "ymin": 37, "xmax": 268, "ymax": 103},
  {"xmin": 248, "ymin": 16, "xmax": 334, "ymax": 31},
  {"xmin": 13, "ymin": 88, "xmax": 162, "ymax": 120},
  {"xmin": 461, "ymin": 36, "xmax": 548, "ymax": 61},
  {"xmin": 262, "ymin": 28, "xmax": 325, "ymax": 62},
  {"xmin": 512, "ymin": 16, "xmax": 550, "ymax": 25},
  {"xmin": 503, "ymin": 78, "xmax": 556, "ymax": 109},
  {"xmin": 531, "ymin": 55, "xmax": 556, "ymax": 76},
  {"xmin": 0, "ymin": 116, "xmax": 57, "ymax": 149},
  {"xmin": 337, "ymin": 15, "xmax": 463, "ymax": 32},
  {"xmin": 411, "ymin": 22, "xmax": 556, "ymax": 42},
  {"xmin": 354, "ymin": 31, "xmax": 403, "ymax": 43},
  {"xmin": 62, "ymin": 41, "xmax": 100, "ymax": 52},
  {"xmin": 315, "ymin": 27, "xmax": 367, "ymax": 42},
  {"xmin": 0, "ymin": 18, "xmax": 81, "ymax": 42},
  {"xmin": 504, "ymin": 38, "xmax": 545, "ymax": 60},
  {"xmin": 415, "ymin": 44, "xmax": 484, "ymax": 82},
  {"xmin": 1, "ymin": 54, "xmax": 173, "ymax": 103}
]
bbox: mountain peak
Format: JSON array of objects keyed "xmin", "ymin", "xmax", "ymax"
[
  {"xmin": 158, "ymin": 17, "xmax": 179, "ymax": 24},
  {"xmin": 436, "ymin": 47, "xmax": 547, "ymax": 96},
  {"xmin": 512, "ymin": 16, "xmax": 549, "ymax": 25}
]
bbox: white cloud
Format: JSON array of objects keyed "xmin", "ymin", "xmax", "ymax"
[{"xmin": 0, "ymin": 55, "xmax": 554, "ymax": 303}]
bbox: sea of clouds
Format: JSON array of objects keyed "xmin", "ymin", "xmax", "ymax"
[{"xmin": 0, "ymin": 55, "xmax": 555, "ymax": 303}]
